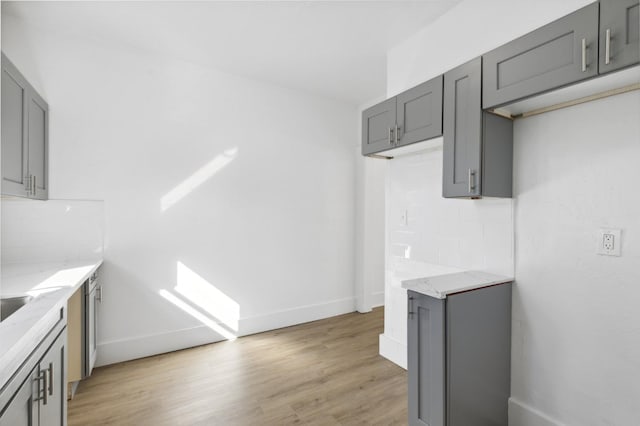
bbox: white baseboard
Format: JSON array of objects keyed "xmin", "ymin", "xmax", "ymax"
[
  {"xmin": 371, "ymin": 291, "xmax": 385, "ymax": 308},
  {"xmin": 379, "ymin": 333, "xmax": 407, "ymax": 369},
  {"xmin": 97, "ymin": 297, "xmax": 356, "ymax": 367},
  {"xmin": 509, "ymin": 398, "xmax": 564, "ymax": 426}
]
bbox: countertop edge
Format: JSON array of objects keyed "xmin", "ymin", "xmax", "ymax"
[{"xmin": 0, "ymin": 260, "xmax": 103, "ymax": 391}]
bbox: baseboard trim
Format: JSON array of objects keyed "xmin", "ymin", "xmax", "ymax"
[
  {"xmin": 97, "ymin": 297, "xmax": 356, "ymax": 367},
  {"xmin": 371, "ymin": 291, "xmax": 385, "ymax": 308},
  {"xmin": 379, "ymin": 333, "xmax": 407, "ymax": 369},
  {"xmin": 509, "ymin": 397, "xmax": 564, "ymax": 426}
]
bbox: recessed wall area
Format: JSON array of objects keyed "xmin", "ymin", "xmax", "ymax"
[{"xmin": 2, "ymin": 14, "xmax": 359, "ymax": 365}]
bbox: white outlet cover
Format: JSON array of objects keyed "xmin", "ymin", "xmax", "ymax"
[{"xmin": 597, "ymin": 228, "xmax": 622, "ymax": 256}]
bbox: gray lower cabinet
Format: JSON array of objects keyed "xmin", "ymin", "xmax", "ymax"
[
  {"xmin": 408, "ymin": 284, "xmax": 512, "ymax": 426},
  {"xmin": 0, "ymin": 320, "xmax": 67, "ymax": 426},
  {"xmin": 482, "ymin": 2, "xmax": 599, "ymax": 109},
  {"xmin": 443, "ymin": 58, "xmax": 513, "ymax": 198},
  {"xmin": 599, "ymin": 0, "xmax": 640, "ymax": 74},
  {"xmin": 1, "ymin": 53, "xmax": 49, "ymax": 200},
  {"xmin": 362, "ymin": 76, "xmax": 443, "ymax": 156}
]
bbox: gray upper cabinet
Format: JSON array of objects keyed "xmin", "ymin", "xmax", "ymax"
[
  {"xmin": 362, "ymin": 75, "xmax": 443, "ymax": 156},
  {"xmin": 362, "ymin": 98, "xmax": 396, "ymax": 155},
  {"xmin": 599, "ymin": 0, "xmax": 640, "ymax": 74},
  {"xmin": 408, "ymin": 283, "xmax": 512, "ymax": 426},
  {"xmin": 1, "ymin": 53, "xmax": 49, "ymax": 200},
  {"xmin": 27, "ymin": 90, "xmax": 49, "ymax": 200},
  {"xmin": 482, "ymin": 2, "xmax": 599, "ymax": 109},
  {"xmin": 443, "ymin": 58, "xmax": 513, "ymax": 199},
  {"xmin": 395, "ymin": 76, "xmax": 443, "ymax": 148},
  {"xmin": 1, "ymin": 54, "xmax": 30, "ymax": 198}
]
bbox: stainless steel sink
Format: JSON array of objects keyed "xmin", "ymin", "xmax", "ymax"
[{"xmin": 0, "ymin": 296, "xmax": 33, "ymax": 321}]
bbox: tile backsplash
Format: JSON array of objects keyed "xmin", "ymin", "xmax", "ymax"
[{"xmin": 2, "ymin": 199, "xmax": 104, "ymax": 264}]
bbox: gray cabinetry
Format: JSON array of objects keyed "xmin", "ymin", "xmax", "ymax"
[
  {"xmin": 407, "ymin": 283, "xmax": 512, "ymax": 426},
  {"xmin": 362, "ymin": 75, "xmax": 443, "ymax": 156},
  {"xmin": 482, "ymin": 3, "xmax": 599, "ymax": 109},
  {"xmin": 362, "ymin": 98, "xmax": 396, "ymax": 155},
  {"xmin": 599, "ymin": 0, "xmax": 640, "ymax": 74},
  {"xmin": 0, "ymin": 314, "xmax": 67, "ymax": 426},
  {"xmin": 0, "ymin": 368, "xmax": 38, "ymax": 426},
  {"xmin": 395, "ymin": 76, "xmax": 443, "ymax": 149},
  {"xmin": 1, "ymin": 53, "xmax": 49, "ymax": 200},
  {"xmin": 443, "ymin": 58, "xmax": 513, "ymax": 198}
]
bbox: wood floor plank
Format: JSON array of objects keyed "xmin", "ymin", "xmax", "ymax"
[{"xmin": 68, "ymin": 308, "xmax": 407, "ymax": 425}]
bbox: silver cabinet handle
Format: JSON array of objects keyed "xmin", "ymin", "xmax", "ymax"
[
  {"xmin": 395, "ymin": 124, "xmax": 400, "ymax": 144},
  {"xmin": 581, "ymin": 38, "xmax": 587, "ymax": 72},
  {"xmin": 605, "ymin": 29, "xmax": 611, "ymax": 65},
  {"xmin": 48, "ymin": 363, "xmax": 54, "ymax": 396},
  {"xmin": 408, "ymin": 295, "xmax": 414, "ymax": 317},
  {"xmin": 34, "ymin": 370, "xmax": 48, "ymax": 405},
  {"xmin": 388, "ymin": 127, "xmax": 394, "ymax": 145},
  {"xmin": 468, "ymin": 169, "xmax": 476, "ymax": 194},
  {"xmin": 25, "ymin": 174, "xmax": 31, "ymax": 192},
  {"xmin": 97, "ymin": 286, "xmax": 103, "ymax": 303},
  {"xmin": 32, "ymin": 175, "xmax": 36, "ymax": 196}
]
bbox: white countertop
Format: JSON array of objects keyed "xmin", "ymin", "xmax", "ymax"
[
  {"xmin": 401, "ymin": 270, "xmax": 513, "ymax": 299},
  {"xmin": 0, "ymin": 259, "xmax": 103, "ymax": 390}
]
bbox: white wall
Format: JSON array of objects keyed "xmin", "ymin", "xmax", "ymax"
[
  {"xmin": 511, "ymin": 91, "xmax": 640, "ymax": 425},
  {"xmin": 2, "ymin": 15, "xmax": 358, "ymax": 365},
  {"xmin": 384, "ymin": 0, "xmax": 640, "ymax": 423}
]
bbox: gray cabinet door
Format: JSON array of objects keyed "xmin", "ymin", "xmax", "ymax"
[
  {"xmin": 408, "ymin": 292, "xmax": 445, "ymax": 426},
  {"xmin": 27, "ymin": 90, "xmax": 49, "ymax": 201},
  {"xmin": 38, "ymin": 329, "xmax": 66, "ymax": 426},
  {"xmin": 446, "ymin": 285, "xmax": 512, "ymax": 426},
  {"xmin": 1, "ymin": 53, "xmax": 30, "ymax": 198},
  {"xmin": 443, "ymin": 58, "xmax": 482, "ymax": 198},
  {"xmin": 362, "ymin": 97, "xmax": 396, "ymax": 155},
  {"xmin": 483, "ymin": 2, "xmax": 599, "ymax": 109},
  {"xmin": 396, "ymin": 76, "xmax": 443, "ymax": 148},
  {"xmin": 599, "ymin": 0, "xmax": 639, "ymax": 73},
  {"xmin": 0, "ymin": 367, "xmax": 38, "ymax": 426}
]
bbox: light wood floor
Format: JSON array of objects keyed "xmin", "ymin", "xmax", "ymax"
[{"xmin": 68, "ymin": 308, "xmax": 407, "ymax": 425}]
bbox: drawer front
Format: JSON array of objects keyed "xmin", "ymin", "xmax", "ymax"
[
  {"xmin": 599, "ymin": 0, "xmax": 640, "ymax": 73},
  {"xmin": 396, "ymin": 75, "xmax": 443, "ymax": 148},
  {"xmin": 483, "ymin": 2, "xmax": 599, "ymax": 109}
]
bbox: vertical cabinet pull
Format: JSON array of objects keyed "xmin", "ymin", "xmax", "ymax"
[
  {"xmin": 468, "ymin": 169, "xmax": 476, "ymax": 194},
  {"xmin": 395, "ymin": 124, "xmax": 400, "ymax": 145},
  {"xmin": 408, "ymin": 296, "xmax": 414, "ymax": 317},
  {"xmin": 388, "ymin": 127, "xmax": 395, "ymax": 145},
  {"xmin": 97, "ymin": 286, "xmax": 103, "ymax": 302},
  {"xmin": 48, "ymin": 363, "xmax": 54, "ymax": 396},
  {"xmin": 581, "ymin": 38, "xmax": 587, "ymax": 72},
  {"xmin": 34, "ymin": 370, "xmax": 48, "ymax": 405},
  {"xmin": 32, "ymin": 175, "xmax": 36, "ymax": 196},
  {"xmin": 605, "ymin": 29, "xmax": 611, "ymax": 65}
]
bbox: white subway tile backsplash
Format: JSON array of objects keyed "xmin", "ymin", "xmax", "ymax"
[{"xmin": 2, "ymin": 199, "xmax": 104, "ymax": 264}]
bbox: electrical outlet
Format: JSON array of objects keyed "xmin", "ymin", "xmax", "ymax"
[{"xmin": 598, "ymin": 228, "xmax": 621, "ymax": 256}]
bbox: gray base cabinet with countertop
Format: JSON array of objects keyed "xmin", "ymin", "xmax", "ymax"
[
  {"xmin": 408, "ymin": 283, "xmax": 512, "ymax": 426},
  {"xmin": 0, "ymin": 311, "xmax": 67, "ymax": 426}
]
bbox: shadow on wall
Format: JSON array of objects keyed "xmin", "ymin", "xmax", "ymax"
[
  {"xmin": 160, "ymin": 261, "xmax": 239, "ymax": 341},
  {"xmin": 161, "ymin": 147, "xmax": 239, "ymax": 212}
]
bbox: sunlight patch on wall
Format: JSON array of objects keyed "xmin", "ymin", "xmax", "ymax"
[
  {"xmin": 161, "ymin": 147, "xmax": 238, "ymax": 211},
  {"xmin": 175, "ymin": 261, "xmax": 240, "ymax": 331},
  {"xmin": 159, "ymin": 289, "xmax": 237, "ymax": 341}
]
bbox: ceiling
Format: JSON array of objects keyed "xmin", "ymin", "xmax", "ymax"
[{"xmin": 2, "ymin": 1, "xmax": 462, "ymax": 105}]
